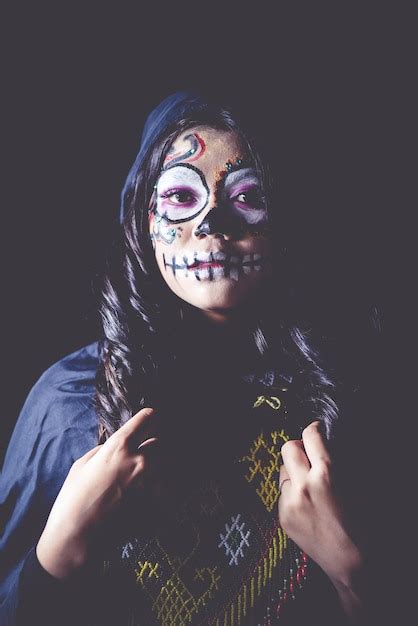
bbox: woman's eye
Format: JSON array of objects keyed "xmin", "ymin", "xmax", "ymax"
[
  {"xmin": 234, "ymin": 188, "xmax": 265, "ymax": 208},
  {"xmin": 163, "ymin": 190, "xmax": 195, "ymax": 204}
]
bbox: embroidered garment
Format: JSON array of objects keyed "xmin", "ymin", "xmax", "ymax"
[
  {"xmin": 101, "ymin": 376, "xmax": 309, "ymax": 626},
  {"xmin": 0, "ymin": 343, "xmax": 344, "ymax": 625}
]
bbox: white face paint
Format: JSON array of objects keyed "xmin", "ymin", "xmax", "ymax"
[
  {"xmin": 155, "ymin": 164, "xmax": 209, "ymax": 222},
  {"xmin": 149, "ymin": 126, "xmax": 271, "ymax": 322},
  {"xmin": 221, "ymin": 168, "xmax": 267, "ymax": 225}
]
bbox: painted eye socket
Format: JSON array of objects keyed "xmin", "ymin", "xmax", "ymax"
[
  {"xmin": 224, "ymin": 172, "xmax": 268, "ymax": 224},
  {"xmin": 155, "ymin": 164, "xmax": 209, "ymax": 223}
]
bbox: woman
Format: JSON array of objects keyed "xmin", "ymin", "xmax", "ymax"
[{"xmin": 1, "ymin": 91, "xmax": 378, "ymax": 625}]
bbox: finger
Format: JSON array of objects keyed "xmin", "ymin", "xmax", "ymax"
[
  {"xmin": 278, "ymin": 463, "xmax": 291, "ymax": 492},
  {"xmin": 137, "ymin": 436, "xmax": 160, "ymax": 454},
  {"xmin": 301, "ymin": 421, "xmax": 331, "ymax": 468},
  {"xmin": 136, "ymin": 439, "xmax": 161, "ymax": 477},
  {"xmin": 280, "ymin": 439, "xmax": 311, "ymax": 486},
  {"xmin": 109, "ymin": 408, "xmax": 160, "ymax": 451}
]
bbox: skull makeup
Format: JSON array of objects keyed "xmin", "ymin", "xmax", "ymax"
[{"xmin": 149, "ymin": 126, "xmax": 271, "ymax": 319}]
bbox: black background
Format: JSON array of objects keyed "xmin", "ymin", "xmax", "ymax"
[{"xmin": 1, "ymin": 4, "xmax": 414, "ymax": 462}]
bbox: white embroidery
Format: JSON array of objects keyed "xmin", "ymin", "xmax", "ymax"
[{"xmin": 218, "ymin": 514, "xmax": 251, "ymax": 566}]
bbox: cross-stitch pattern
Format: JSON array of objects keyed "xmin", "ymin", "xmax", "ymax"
[
  {"xmin": 153, "ymin": 568, "xmax": 221, "ymax": 626},
  {"xmin": 239, "ymin": 429, "xmax": 290, "ymax": 512},
  {"xmin": 218, "ymin": 514, "xmax": 251, "ymax": 566},
  {"xmin": 102, "ymin": 385, "xmax": 309, "ymax": 625},
  {"xmin": 135, "ymin": 561, "xmax": 160, "ymax": 585}
]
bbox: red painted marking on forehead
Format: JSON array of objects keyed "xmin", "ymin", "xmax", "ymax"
[
  {"xmin": 186, "ymin": 133, "xmax": 206, "ymax": 162},
  {"xmin": 164, "ymin": 133, "xmax": 206, "ymax": 166}
]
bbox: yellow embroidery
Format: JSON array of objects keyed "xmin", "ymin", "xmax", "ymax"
[
  {"xmin": 153, "ymin": 567, "xmax": 220, "ymax": 626},
  {"xmin": 268, "ymin": 546, "xmax": 274, "ymax": 579},
  {"xmin": 252, "ymin": 395, "xmax": 282, "ymax": 410},
  {"xmin": 133, "ymin": 519, "xmax": 222, "ymax": 624},
  {"xmin": 273, "ymin": 535, "xmax": 278, "ymax": 566},
  {"xmin": 135, "ymin": 561, "xmax": 160, "ymax": 585},
  {"xmin": 257, "ymin": 563, "xmax": 262, "ymax": 594},
  {"xmin": 278, "ymin": 526, "xmax": 287, "ymax": 559},
  {"xmin": 240, "ymin": 429, "xmax": 290, "ymax": 511},
  {"xmin": 243, "ymin": 583, "xmax": 247, "ymax": 617}
]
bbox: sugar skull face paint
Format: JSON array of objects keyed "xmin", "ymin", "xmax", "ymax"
[
  {"xmin": 154, "ymin": 164, "xmax": 267, "ymax": 227},
  {"xmin": 149, "ymin": 126, "xmax": 271, "ymax": 319}
]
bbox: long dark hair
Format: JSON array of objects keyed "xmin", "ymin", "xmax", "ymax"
[{"xmin": 94, "ymin": 103, "xmax": 338, "ymax": 443}]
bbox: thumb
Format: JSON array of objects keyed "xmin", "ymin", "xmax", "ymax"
[{"xmin": 76, "ymin": 445, "xmax": 103, "ymax": 466}]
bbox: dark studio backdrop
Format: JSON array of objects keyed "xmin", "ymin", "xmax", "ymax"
[
  {"xmin": 1, "ymin": 7, "xmax": 415, "ymax": 621},
  {"xmin": 2, "ymin": 4, "xmax": 413, "ymax": 467}
]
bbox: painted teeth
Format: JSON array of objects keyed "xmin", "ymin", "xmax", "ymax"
[
  {"xmin": 197, "ymin": 267, "xmax": 210, "ymax": 280},
  {"xmin": 195, "ymin": 252, "xmax": 211, "ymax": 263},
  {"xmin": 163, "ymin": 250, "xmax": 267, "ymax": 280}
]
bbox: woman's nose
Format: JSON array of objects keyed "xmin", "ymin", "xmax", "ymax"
[{"xmin": 193, "ymin": 205, "xmax": 243, "ymax": 240}]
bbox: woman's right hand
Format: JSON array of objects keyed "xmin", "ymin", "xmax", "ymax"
[{"xmin": 36, "ymin": 407, "xmax": 160, "ymax": 580}]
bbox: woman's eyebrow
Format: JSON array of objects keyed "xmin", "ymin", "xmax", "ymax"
[
  {"xmin": 222, "ymin": 167, "xmax": 260, "ymax": 189},
  {"xmin": 221, "ymin": 168, "xmax": 260, "ymax": 193}
]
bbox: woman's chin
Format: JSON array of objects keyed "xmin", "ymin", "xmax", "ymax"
[{"xmin": 169, "ymin": 273, "xmax": 269, "ymax": 312}]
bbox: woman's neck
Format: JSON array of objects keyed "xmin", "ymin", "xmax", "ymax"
[{"xmin": 178, "ymin": 306, "xmax": 262, "ymax": 375}]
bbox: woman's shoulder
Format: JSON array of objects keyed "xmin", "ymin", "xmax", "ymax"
[
  {"xmin": 36, "ymin": 341, "xmax": 100, "ymax": 388},
  {"xmin": 26, "ymin": 340, "xmax": 99, "ymax": 409},
  {"xmin": 0, "ymin": 343, "xmax": 102, "ymax": 589},
  {"xmin": 25, "ymin": 339, "xmax": 99, "ymax": 427},
  {"xmin": 2, "ymin": 342, "xmax": 101, "ymax": 475}
]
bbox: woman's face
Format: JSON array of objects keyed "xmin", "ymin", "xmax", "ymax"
[{"xmin": 149, "ymin": 126, "xmax": 271, "ymax": 320}]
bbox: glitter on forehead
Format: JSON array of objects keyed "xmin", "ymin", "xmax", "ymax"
[{"xmin": 214, "ymin": 155, "xmax": 251, "ymax": 196}]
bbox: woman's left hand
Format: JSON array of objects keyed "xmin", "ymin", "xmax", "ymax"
[{"xmin": 278, "ymin": 421, "xmax": 364, "ymax": 620}]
